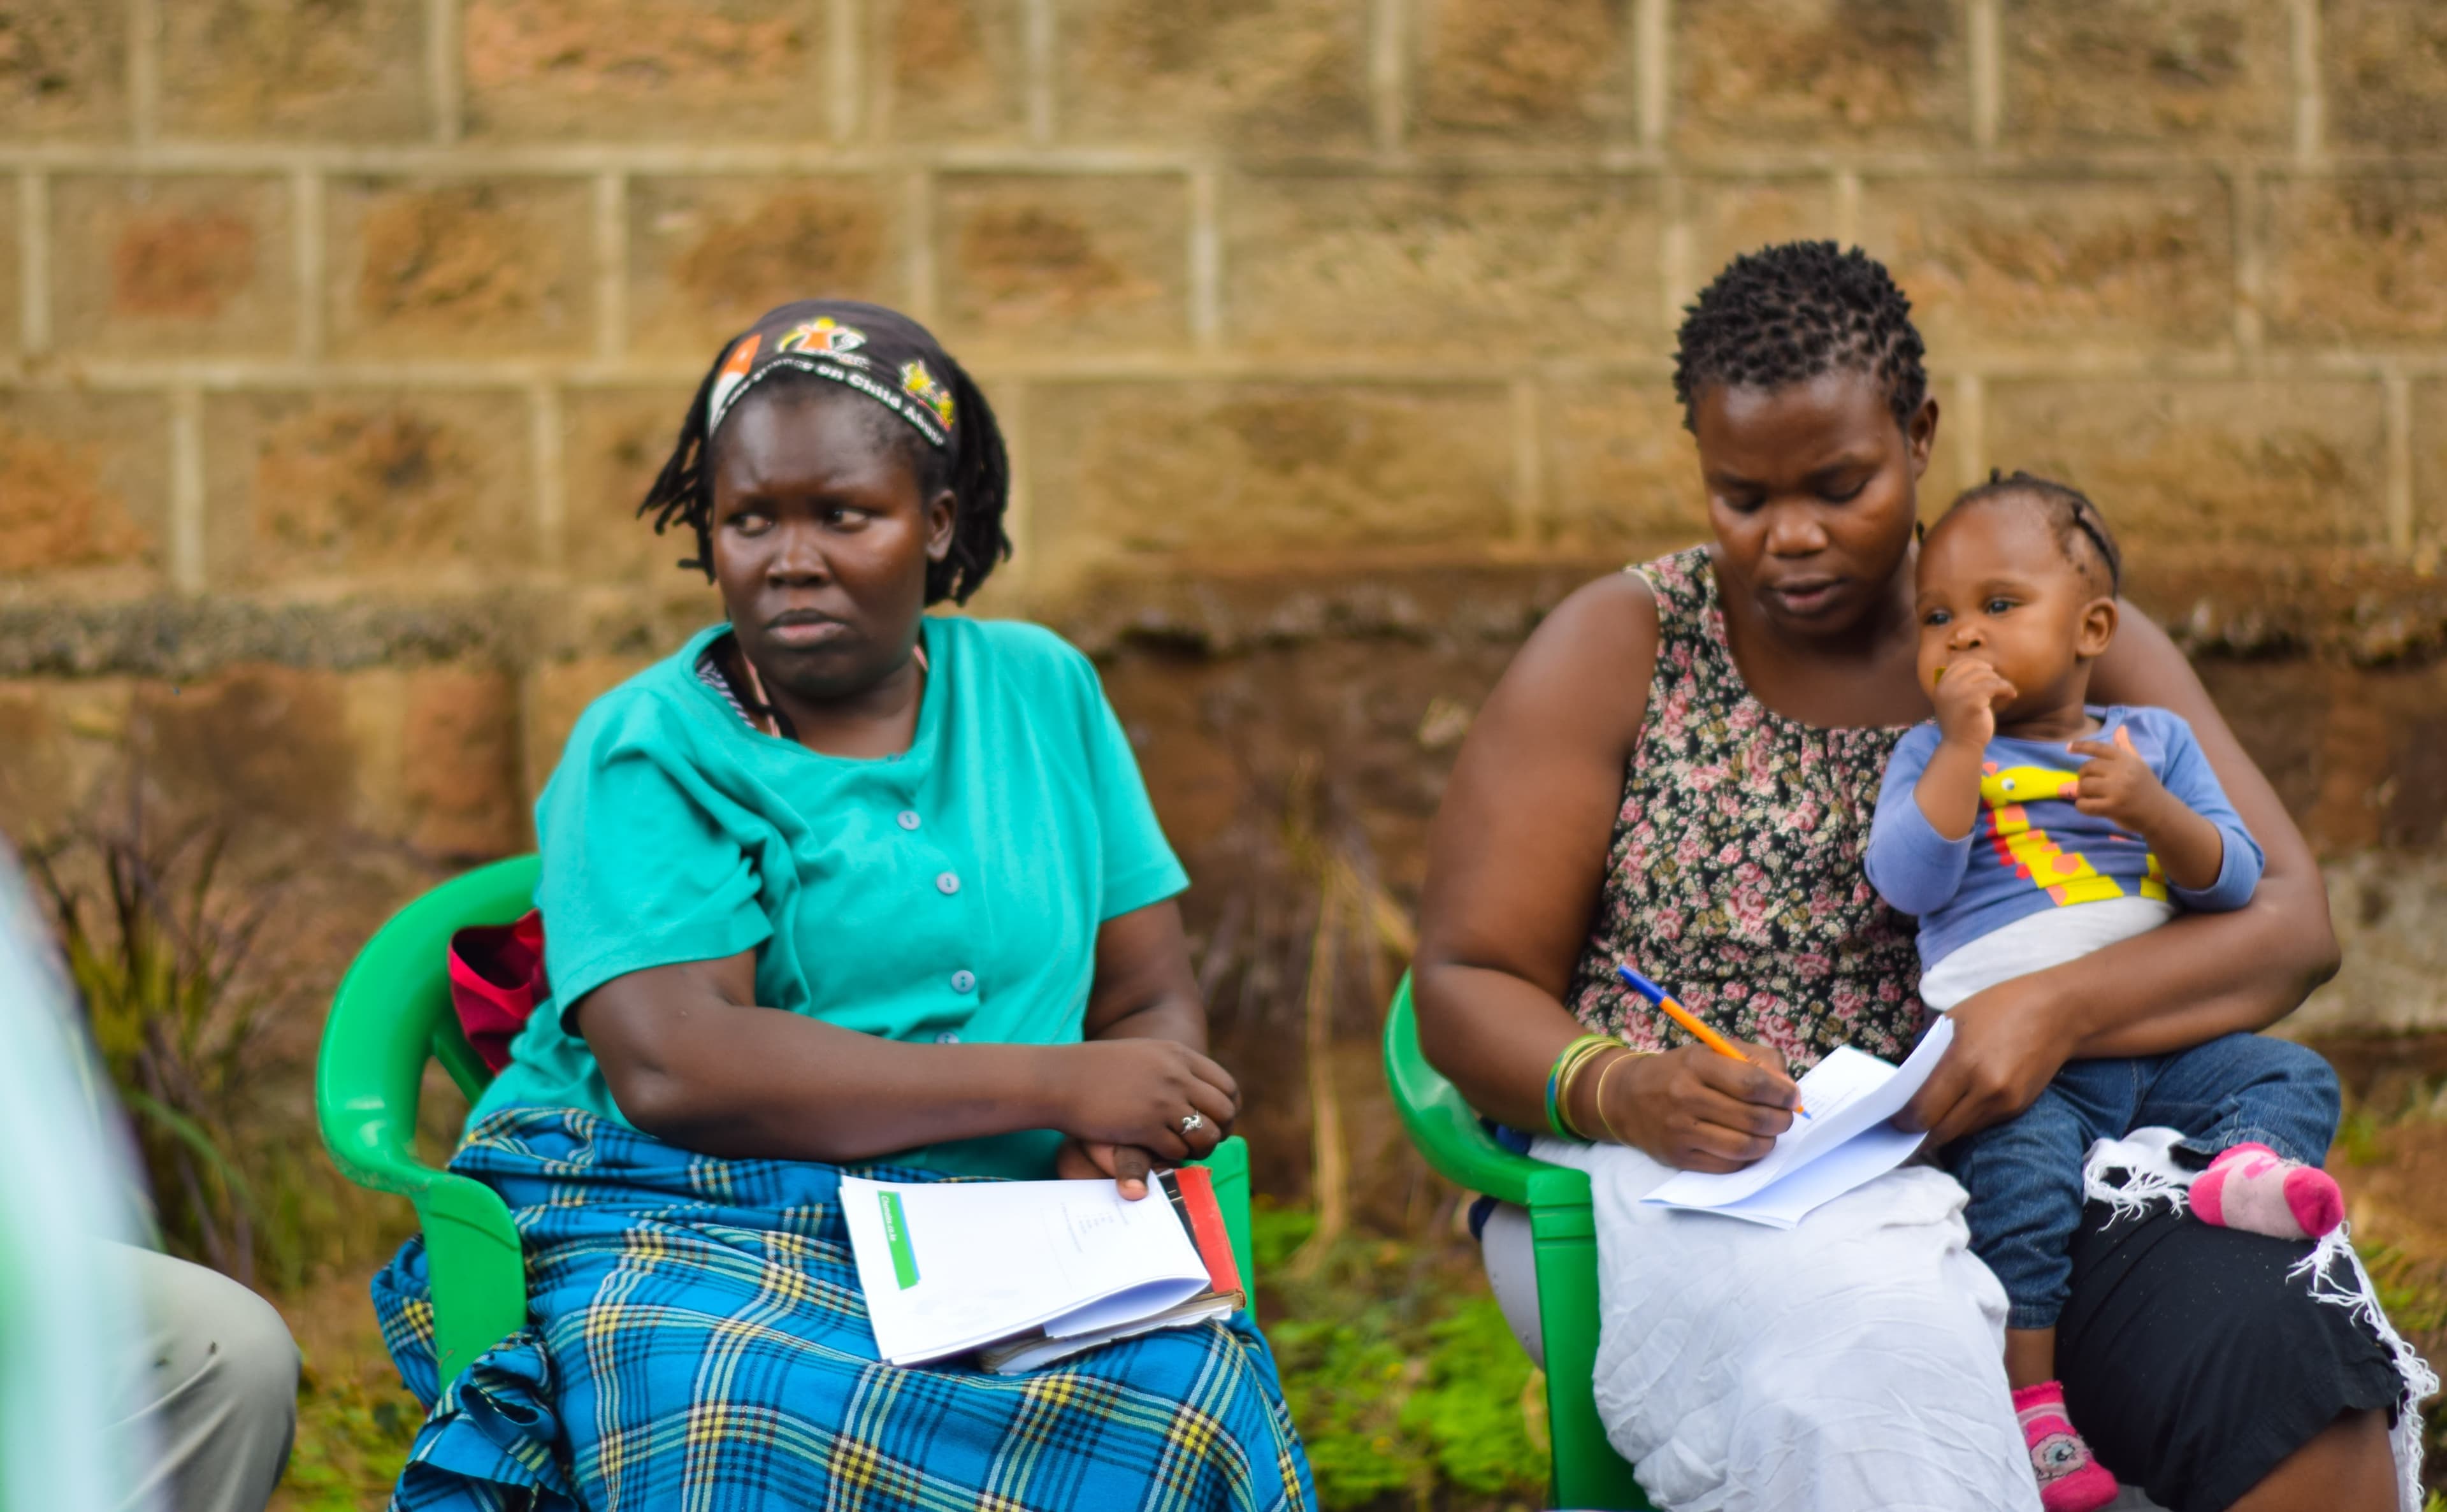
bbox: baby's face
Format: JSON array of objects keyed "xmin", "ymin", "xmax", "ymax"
[{"xmin": 1914, "ymin": 502, "xmax": 2116, "ymax": 721}]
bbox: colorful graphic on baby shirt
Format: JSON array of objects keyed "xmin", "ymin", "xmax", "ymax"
[{"xmin": 1979, "ymin": 761, "xmax": 2167, "ymax": 907}]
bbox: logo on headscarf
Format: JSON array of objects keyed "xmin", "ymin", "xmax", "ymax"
[
  {"xmin": 705, "ymin": 333, "xmax": 762, "ymax": 435},
  {"xmin": 777, "ymin": 317, "xmax": 870, "ymax": 366},
  {"xmin": 899, "ymin": 360, "xmax": 955, "ymax": 429}
]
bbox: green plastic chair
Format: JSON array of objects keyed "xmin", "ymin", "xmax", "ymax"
[
  {"xmin": 316, "ymin": 853, "xmax": 1260, "ymax": 1390},
  {"xmin": 1383, "ymin": 972, "xmax": 1651, "ymax": 1511}
]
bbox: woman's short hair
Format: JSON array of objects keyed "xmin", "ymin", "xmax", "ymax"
[
  {"xmin": 1672, "ymin": 241, "xmax": 1929, "ymax": 435},
  {"xmin": 638, "ymin": 301, "xmax": 1012, "ymax": 605}
]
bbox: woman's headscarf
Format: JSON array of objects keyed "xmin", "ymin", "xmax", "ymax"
[{"xmin": 640, "ymin": 299, "xmax": 1011, "ymax": 605}]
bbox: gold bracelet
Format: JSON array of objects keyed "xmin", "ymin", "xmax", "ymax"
[
  {"xmin": 1548, "ymin": 1033, "xmax": 1619, "ymax": 1141},
  {"xmin": 1592, "ymin": 1046, "xmax": 1655, "ymax": 1145}
]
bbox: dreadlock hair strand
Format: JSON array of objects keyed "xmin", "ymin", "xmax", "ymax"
[
  {"xmin": 638, "ymin": 352, "xmax": 727, "ymax": 576},
  {"xmin": 636, "ymin": 330, "xmax": 1014, "ymax": 605},
  {"xmin": 929, "ymin": 356, "xmax": 1012, "ymax": 606},
  {"xmin": 1673, "ymin": 240, "xmax": 1929, "ymax": 435},
  {"xmin": 1941, "ymin": 468, "xmax": 2123, "ymax": 598}
]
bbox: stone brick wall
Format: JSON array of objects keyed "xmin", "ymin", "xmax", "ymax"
[{"xmin": 3, "ymin": 0, "xmax": 2445, "ymax": 1083}]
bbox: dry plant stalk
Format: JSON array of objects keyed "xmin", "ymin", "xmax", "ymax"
[
  {"xmin": 1281, "ymin": 758, "xmax": 1419, "ymax": 1279},
  {"xmin": 1290, "ymin": 865, "xmax": 1348, "ymax": 1279}
]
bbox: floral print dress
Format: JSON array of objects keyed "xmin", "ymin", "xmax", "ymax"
[{"xmin": 1564, "ymin": 547, "xmax": 1925, "ymax": 1070}]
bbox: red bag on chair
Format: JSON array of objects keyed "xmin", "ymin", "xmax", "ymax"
[{"xmin": 447, "ymin": 909, "xmax": 547, "ymax": 1074}]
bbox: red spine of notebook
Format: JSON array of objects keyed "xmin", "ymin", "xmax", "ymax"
[{"xmin": 1166, "ymin": 1167, "xmax": 1243, "ymax": 1299}]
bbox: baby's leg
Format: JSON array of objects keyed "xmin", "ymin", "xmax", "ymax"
[
  {"xmin": 1944, "ymin": 1066, "xmax": 2128, "ymax": 1358},
  {"xmin": 1945, "ymin": 1065, "xmax": 2130, "ymax": 1512},
  {"xmin": 2135, "ymin": 1034, "xmax": 2344, "ymax": 1241}
]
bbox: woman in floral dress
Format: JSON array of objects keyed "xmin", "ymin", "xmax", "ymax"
[{"xmin": 1413, "ymin": 243, "xmax": 2415, "ymax": 1512}]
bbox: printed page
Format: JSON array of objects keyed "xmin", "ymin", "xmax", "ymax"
[
  {"xmin": 842, "ymin": 1177, "xmax": 1211, "ymax": 1366},
  {"xmin": 1643, "ymin": 1014, "xmax": 1954, "ymax": 1211}
]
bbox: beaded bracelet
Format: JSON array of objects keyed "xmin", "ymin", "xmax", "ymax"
[{"xmin": 1545, "ymin": 1033, "xmax": 1621, "ymax": 1141}]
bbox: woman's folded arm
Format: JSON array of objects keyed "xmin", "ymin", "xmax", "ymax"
[
  {"xmin": 572, "ymin": 900, "xmax": 1243, "ymax": 1172},
  {"xmin": 573, "ymin": 951, "xmax": 1071, "ymax": 1162},
  {"xmin": 2064, "ymin": 606, "xmax": 2339, "ymax": 1052}
]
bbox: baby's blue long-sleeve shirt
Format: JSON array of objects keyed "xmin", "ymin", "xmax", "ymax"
[{"xmin": 1865, "ymin": 705, "xmax": 2263, "ymax": 972}]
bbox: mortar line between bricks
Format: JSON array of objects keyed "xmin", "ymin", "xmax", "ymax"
[
  {"xmin": 531, "ymin": 384, "xmax": 567, "ymax": 573},
  {"xmin": 1024, "ymin": 0, "xmax": 1057, "ymax": 146},
  {"xmin": 1967, "ymin": 0, "xmax": 1998, "ymax": 152},
  {"xmin": 593, "ymin": 173, "xmax": 626, "ymax": 362},
  {"xmin": 1368, "ymin": 0, "xmax": 1406, "ymax": 155},
  {"xmin": 1000, "ymin": 382, "xmax": 1034, "ymax": 597},
  {"xmin": 827, "ymin": 0, "xmax": 861, "ymax": 146},
  {"xmin": 428, "ymin": 0, "xmax": 463, "ymax": 144},
  {"xmin": 903, "ymin": 171, "xmax": 935, "ymax": 323},
  {"xmin": 292, "ymin": 168, "xmax": 325, "ymax": 361},
  {"xmin": 2, "ymin": 143, "xmax": 2445, "ymax": 178},
  {"xmin": 1951, "ymin": 373, "xmax": 1986, "ymax": 494},
  {"xmin": 1833, "ymin": 169, "xmax": 1861, "ymax": 246},
  {"xmin": 1658, "ymin": 172, "xmax": 1690, "ymax": 333},
  {"xmin": 32, "ymin": 349, "xmax": 2447, "ymax": 392},
  {"xmin": 17, "ymin": 174, "xmax": 46, "ymax": 356},
  {"xmin": 1189, "ymin": 168, "xmax": 1222, "ymax": 352},
  {"xmin": 2383, "ymin": 371, "xmax": 2413, "ymax": 556},
  {"xmin": 2232, "ymin": 168, "xmax": 2265, "ymax": 364},
  {"xmin": 128, "ymin": 0, "xmax": 160, "ymax": 147},
  {"xmin": 1635, "ymin": 0, "xmax": 1669, "ymax": 149},
  {"xmin": 1601, "ymin": 0, "xmax": 1639, "ymax": 154},
  {"xmin": 1508, "ymin": 380, "xmax": 1545, "ymax": 546},
  {"xmin": 2290, "ymin": 0, "xmax": 2322, "ymax": 165},
  {"xmin": 170, "ymin": 388, "xmax": 205, "ymax": 594}
]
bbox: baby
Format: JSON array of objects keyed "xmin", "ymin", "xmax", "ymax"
[{"xmin": 1865, "ymin": 473, "xmax": 2346, "ymax": 1512}]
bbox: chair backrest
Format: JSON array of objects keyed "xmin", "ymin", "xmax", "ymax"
[{"xmin": 316, "ymin": 856, "xmax": 537, "ymax": 1195}]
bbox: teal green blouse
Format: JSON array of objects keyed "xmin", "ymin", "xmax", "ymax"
[{"xmin": 472, "ymin": 616, "xmax": 1190, "ymax": 1179}]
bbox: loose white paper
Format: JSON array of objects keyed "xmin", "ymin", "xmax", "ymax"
[{"xmin": 1642, "ymin": 1015, "xmax": 1954, "ymax": 1222}]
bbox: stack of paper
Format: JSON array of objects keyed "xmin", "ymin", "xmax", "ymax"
[
  {"xmin": 842, "ymin": 1169, "xmax": 1242, "ymax": 1373},
  {"xmin": 1642, "ymin": 1015, "xmax": 1955, "ymax": 1228}
]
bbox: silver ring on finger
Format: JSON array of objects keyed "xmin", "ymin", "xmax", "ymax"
[{"xmin": 1180, "ymin": 1112, "xmax": 1204, "ymax": 1136}]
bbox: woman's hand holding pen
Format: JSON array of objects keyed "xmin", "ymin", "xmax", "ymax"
[{"xmin": 1589, "ymin": 1041, "xmax": 1800, "ymax": 1173}]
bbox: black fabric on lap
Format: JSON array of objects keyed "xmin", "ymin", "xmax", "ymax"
[{"xmin": 2055, "ymin": 1200, "xmax": 2400, "ymax": 1512}]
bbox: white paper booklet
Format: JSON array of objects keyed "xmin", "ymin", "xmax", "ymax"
[
  {"xmin": 841, "ymin": 1176, "xmax": 1222, "ymax": 1369},
  {"xmin": 1641, "ymin": 1014, "xmax": 1955, "ymax": 1228}
]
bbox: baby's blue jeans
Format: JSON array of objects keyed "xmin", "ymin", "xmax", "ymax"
[{"xmin": 1941, "ymin": 1032, "xmax": 2341, "ymax": 1330}]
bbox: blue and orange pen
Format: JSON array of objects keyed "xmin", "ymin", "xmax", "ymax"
[{"xmin": 1615, "ymin": 965, "xmax": 1808, "ymax": 1119}]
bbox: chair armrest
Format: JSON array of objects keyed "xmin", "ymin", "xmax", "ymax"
[
  {"xmin": 1383, "ymin": 973, "xmax": 1591, "ymax": 1211},
  {"xmin": 384, "ymin": 1150, "xmax": 529, "ymax": 1386}
]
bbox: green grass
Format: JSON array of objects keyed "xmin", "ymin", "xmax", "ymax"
[
  {"xmin": 271, "ymin": 1202, "xmax": 1550, "ymax": 1512},
  {"xmin": 1254, "ymin": 1203, "xmax": 1547, "ymax": 1510},
  {"xmin": 279, "ymin": 1352, "xmax": 420, "ymax": 1512}
]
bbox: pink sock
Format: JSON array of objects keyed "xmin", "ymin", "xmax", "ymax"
[
  {"xmin": 2014, "ymin": 1381, "xmax": 2118, "ymax": 1512},
  {"xmin": 2190, "ymin": 1142, "xmax": 2344, "ymax": 1241}
]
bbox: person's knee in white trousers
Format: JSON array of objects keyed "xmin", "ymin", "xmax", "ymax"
[{"xmin": 113, "ymin": 1244, "xmax": 300, "ymax": 1512}]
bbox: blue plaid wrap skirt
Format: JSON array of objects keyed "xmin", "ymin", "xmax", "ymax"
[{"xmin": 372, "ymin": 1107, "xmax": 1315, "ymax": 1511}]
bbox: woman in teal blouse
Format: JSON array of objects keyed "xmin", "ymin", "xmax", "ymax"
[{"xmin": 372, "ymin": 300, "xmax": 1313, "ymax": 1512}]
